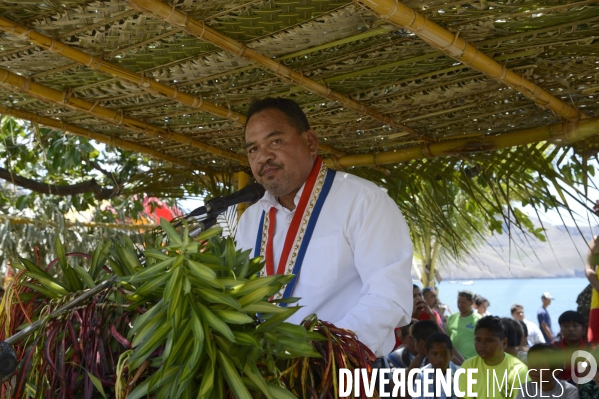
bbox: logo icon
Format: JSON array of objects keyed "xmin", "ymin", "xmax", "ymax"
[{"xmin": 572, "ymin": 350, "xmax": 598, "ymax": 384}]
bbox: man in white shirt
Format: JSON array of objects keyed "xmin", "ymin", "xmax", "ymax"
[
  {"xmin": 235, "ymin": 97, "xmax": 413, "ymax": 355},
  {"xmin": 511, "ymin": 304, "xmax": 546, "ymax": 346}
]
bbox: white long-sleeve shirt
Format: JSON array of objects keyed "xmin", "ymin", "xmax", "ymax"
[{"xmin": 235, "ymin": 171, "xmax": 413, "ymax": 355}]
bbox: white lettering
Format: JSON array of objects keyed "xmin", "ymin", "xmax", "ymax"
[
  {"xmin": 423, "ymin": 369, "xmax": 435, "ymax": 396},
  {"xmin": 454, "ymin": 369, "xmax": 466, "ymax": 397},
  {"xmin": 339, "ymin": 369, "xmax": 352, "ymax": 396},
  {"xmin": 408, "ymin": 368, "xmax": 421, "ymax": 397},
  {"xmin": 553, "ymin": 370, "xmax": 564, "ymax": 397},
  {"xmin": 436, "ymin": 369, "xmax": 452, "ymax": 397},
  {"xmin": 510, "ymin": 366, "xmax": 524, "ymax": 397},
  {"xmin": 379, "ymin": 369, "xmax": 390, "ymax": 397},
  {"xmin": 363, "ymin": 368, "xmax": 377, "ymax": 397},
  {"xmin": 354, "ymin": 368, "xmax": 360, "ymax": 396},
  {"xmin": 467, "ymin": 369, "xmax": 478, "ymax": 397},
  {"xmin": 392, "ymin": 368, "xmax": 405, "ymax": 397},
  {"xmin": 525, "ymin": 369, "xmax": 538, "ymax": 397},
  {"xmin": 492, "ymin": 369, "xmax": 508, "ymax": 396}
]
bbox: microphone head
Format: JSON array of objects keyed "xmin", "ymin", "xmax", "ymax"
[{"xmin": 247, "ymin": 183, "xmax": 266, "ymax": 201}]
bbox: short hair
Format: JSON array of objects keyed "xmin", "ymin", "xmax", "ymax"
[
  {"xmin": 475, "ymin": 316, "xmax": 506, "ymax": 340},
  {"xmin": 411, "ymin": 320, "xmax": 438, "ymax": 342},
  {"xmin": 426, "ymin": 333, "xmax": 454, "ymax": 352},
  {"xmin": 458, "ymin": 290, "xmax": 473, "ymax": 302},
  {"xmin": 475, "ymin": 296, "xmax": 489, "ymax": 307},
  {"xmin": 501, "ymin": 318, "xmax": 523, "ymax": 347},
  {"xmin": 423, "ymin": 287, "xmax": 435, "ymax": 294},
  {"xmin": 246, "ymin": 97, "xmax": 310, "ymax": 134},
  {"xmin": 401, "ymin": 320, "xmax": 417, "ymax": 338},
  {"xmin": 510, "ymin": 304, "xmax": 523, "ymax": 315},
  {"xmin": 558, "ymin": 310, "xmax": 585, "ymax": 326},
  {"xmin": 528, "ymin": 343, "xmax": 563, "ymax": 369},
  {"xmin": 413, "ymin": 284, "xmax": 420, "ymax": 290}
]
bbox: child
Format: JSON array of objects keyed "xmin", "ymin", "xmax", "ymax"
[
  {"xmin": 457, "ymin": 316, "xmax": 529, "ymax": 398},
  {"xmin": 409, "ymin": 320, "xmax": 440, "ymax": 370},
  {"xmin": 554, "ymin": 310, "xmax": 589, "ymax": 383},
  {"xmin": 516, "ymin": 343, "xmax": 579, "ymax": 398},
  {"xmin": 388, "ymin": 320, "xmax": 418, "ymax": 368},
  {"xmin": 412, "ymin": 333, "xmax": 459, "ymax": 399}
]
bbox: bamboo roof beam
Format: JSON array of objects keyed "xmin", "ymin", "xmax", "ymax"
[
  {"xmin": 128, "ymin": 0, "xmax": 425, "ymax": 141},
  {"xmin": 0, "ymin": 104, "xmax": 202, "ymax": 171},
  {"xmin": 0, "ymin": 67, "xmax": 248, "ymax": 165},
  {"xmin": 355, "ymin": 0, "xmax": 586, "ymax": 121},
  {"xmin": 325, "ymin": 117, "xmax": 599, "ymax": 168}
]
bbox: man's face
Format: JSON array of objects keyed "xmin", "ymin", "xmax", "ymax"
[
  {"xmin": 245, "ymin": 108, "xmax": 318, "ymax": 198},
  {"xmin": 413, "ymin": 287, "xmax": 425, "ymax": 314},
  {"xmin": 474, "ymin": 328, "xmax": 506, "ymax": 360},
  {"xmin": 513, "ymin": 309, "xmax": 524, "ymax": 321},
  {"xmin": 543, "ymin": 298, "xmax": 552, "ymax": 307},
  {"xmin": 457, "ymin": 295, "xmax": 472, "ymax": 313},
  {"xmin": 423, "ymin": 289, "xmax": 438, "ymax": 308},
  {"xmin": 560, "ymin": 321, "xmax": 584, "ymax": 344},
  {"xmin": 427, "ymin": 342, "xmax": 452, "ymax": 370}
]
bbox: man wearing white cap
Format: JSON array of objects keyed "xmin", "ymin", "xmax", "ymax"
[{"xmin": 537, "ymin": 292, "xmax": 555, "ymax": 343}]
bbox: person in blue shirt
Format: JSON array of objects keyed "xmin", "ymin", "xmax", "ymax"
[
  {"xmin": 412, "ymin": 333, "xmax": 459, "ymax": 399},
  {"xmin": 538, "ymin": 292, "xmax": 555, "ymax": 343}
]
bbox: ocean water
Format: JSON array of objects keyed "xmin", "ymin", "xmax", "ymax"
[{"xmin": 436, "ymin": 277, "xmax": 589, "ymax": 333}]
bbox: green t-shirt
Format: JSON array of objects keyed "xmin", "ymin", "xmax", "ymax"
[
  {"xmin": 457, "ymin": 353, "xmax": 529, "ymax": 399},
  {"xmin": 445, "ymin": 311, "xmax": 482, "ymax": 359}
]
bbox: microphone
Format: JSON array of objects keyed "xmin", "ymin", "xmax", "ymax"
[{"xmin": 187, "ymin": 183, "xmax": 265, "ymax": 218}]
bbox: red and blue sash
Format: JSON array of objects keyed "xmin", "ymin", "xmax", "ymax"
[{"xmin": 254, "ymin": 156, "xmax": 335, "ymax": 302}]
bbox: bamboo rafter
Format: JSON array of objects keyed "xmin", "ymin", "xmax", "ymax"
[
  {"xmin": 127, "ymin": 0, "xmax": 427, "ymax": 141},
  {"xmin": 355, "ymin": 0, "xmax": 586, "ymax": 121},
  {"xmin": 325, "ymin": 116, "xmax": 599, "ymax": 168},
  {"xmin": 0, "ymin": 104, "xmax": 201, "ymax": 171},
  {"xmin": 0, "ymin": 67, "xmax": 248, "ymax": 165}
]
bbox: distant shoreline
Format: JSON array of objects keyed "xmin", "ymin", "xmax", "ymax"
[{"xmin": 440, "ymin": 275, "xmax": 588, "ymax": 282}]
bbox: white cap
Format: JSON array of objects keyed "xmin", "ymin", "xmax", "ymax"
[{"xmin": 542, "ymin": 292, "xmax": 554, "ymax": 300}]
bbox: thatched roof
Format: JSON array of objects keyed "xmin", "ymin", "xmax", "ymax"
[{"xmin": 0, "ymin": 0, "xmax": 598, "ymax": 173}]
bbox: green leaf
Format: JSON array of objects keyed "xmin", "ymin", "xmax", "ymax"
[{"xmin": 86, "ymin": 372, "xmax": 107, "ymax": 399}]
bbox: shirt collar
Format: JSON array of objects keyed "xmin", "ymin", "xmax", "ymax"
[{"xmin": 258, "ymin": 182, "xmax": 306, "ymax": 213}]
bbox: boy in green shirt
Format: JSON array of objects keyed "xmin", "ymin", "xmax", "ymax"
[
  {"xmin": 445, "ymin": 290, "xmax": 482, "ymax": 359},
  {"xmin": 457, "ymin": 316, "xmax": 529, "ymax": 399}
]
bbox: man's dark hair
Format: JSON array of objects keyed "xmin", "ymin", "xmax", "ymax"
[
  {"xmin": 558, "ymin": 310, "xmax": 586, "ymax": 326},
  {"xmin": 475, "ymin": 296, "xmax": 489, "ymax": 307},
  {"xmin": 458, "ymin": 290, "xmax": 473, "ymax": 302},
  {"xmin": 501, "ymin": 318, "xmax": 523, "ymax": 347},
  {"xmin": 475, "ymin": 316, "xmax": 506, "ymax": 339},
  {"xmin": 426, "ymin": 332, "xmax": 454, "ymax": 352},
  {"xmin": 413, "ymin": 284, "xmax": 420, "ymax": 290},
  {"xmin": 246, "ymin": 97, "xmax": 310, "ymax": 133},
  {"xmin": 411, "ymin": 320, "xmax": 438, "ymax": 342},
  {"xmin": 528, "ymin": 343, "xmax": 563, "ymax": 369},
  {"xmin": 510, "ymin": 304, "xmax": 523, "ymax": 315}
]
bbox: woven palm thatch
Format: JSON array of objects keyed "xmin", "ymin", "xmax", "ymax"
[{"xmin": 0, "ymin": 0, "xmax": 597, "ymax": 173}]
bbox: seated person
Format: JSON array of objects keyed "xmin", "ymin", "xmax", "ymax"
[
  {"xmin": 474, "ymin": 295, "xmax": 491, "ymax": 316},
  {"xmin": 388, "ymin": 320, "xmax": 417, "ymax": 368},
  {"xmin": 553, "ymin": 310, "xmax": 589, "ymax": 383},
  {"xmin": 423, "ymin": 287, "xmax": 445, "ymax": 329},
  {"xmin": 457, "ymin": 316, "xmax": 529, "ymax": 399},
  {"xmin": 412, "ymin": 333, "xmax": 459, "ymax": 399},
  {"xmin": 414, "ymin": 285, "xmax": 443, "ymax": 327},
  {"xmin": 408, "ymin": 320, "xmax": 440, "ymax": 371},
  {"xmin": 516, "ymin": 343, "xmax": 579, "ymax": 398},
  {"xmin": 501, "ymin": 318, "xmax": 528, "ymax": 363}
]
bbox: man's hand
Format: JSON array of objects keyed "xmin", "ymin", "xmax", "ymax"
[{"xmin": 541, "ymin": 322, "xmax": 554, "ymax": 342}]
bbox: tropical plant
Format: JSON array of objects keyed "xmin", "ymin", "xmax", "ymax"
[{"xmin": 0, "ymin": 220, "xmax": 378, "ymax": 399}]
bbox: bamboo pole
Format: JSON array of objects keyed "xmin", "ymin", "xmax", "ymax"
[
  {"xmin": 0, "ymin": 67, "xmax": 248, "ymax": 165},
  {"xmin": 128, "ymin": 0, "xmax": 425, "ymax": 140},
  {"xmin": 324, "ymin": 116, "xmax": 599, "ymax": 168},
  {"xmin": 236, "ymin": 171, "xmax": 251, "ymax": 221},
  {"xmin": 0, "ymin": 105, "xmax": 203, "ymax": 171},
  {"xmin": 0, "ymin": 214, "xmax": 158, "ymax": 231},
  {"xmin": 355, "ymin": 0, "xmax": 586, "ymax": 121}
]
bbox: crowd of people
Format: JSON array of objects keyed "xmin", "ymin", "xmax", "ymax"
[{"xmin": 386, "ymin": 286, "xmax": 596, "ymax": 398}]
